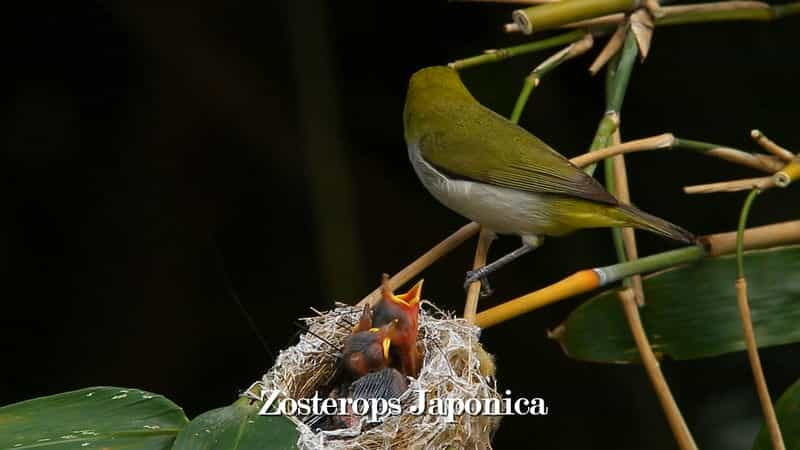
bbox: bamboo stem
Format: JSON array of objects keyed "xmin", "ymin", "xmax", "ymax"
[
  {"xmin": 560, "ymin": 1, "xmax": 800, "ymax": 29},
  {"xmin": 604, "ymin": 151, "xmax": 628, "ymax": 268},
  {"xmin": 599, "ymin": 31, "xmax": 645, "ymax": 305},
  {"xmin": 776, "ymin": 157, "xmax": 800, "ymax": 187},
  {"xmin": 735, "ymin": 189, "xmax": 786, "ymax": 450},
  {"xmin": 673, "ymin": 138, "xmax": 785, "ymax": 173},
  {"xmin": 510, "ymin": 34, "xmax": 594, "ymax": 122},
  {"xmin": 751, "ymin": 129, "xmax": 795, "ymax": 162},
  {"xmin": 476, "ymin": 246, "xmax": 705, "ymax": 328},
  {"xmin": 476, "ymin": 270, "xmax": 601, "ymax": 328},
  {"xmin": 618, "ymin": 288, "xmax": 698, "ymax": 450},
  {"xmin": 570, "ymin": 133, "xmax": 786, "ymax": 174},
  {"xmin": 737, "ymin": 278, "xmax": 785, "ymax": 450},
  {"xmin": 585, "ymin": 29, "xmax": 638, "ymax": 176},
  {"xmin": 584, "ymin": 112, "xmax": 619, "ymax": 175},
  {"xmin": 570, "ymin": 133, "xmax": 673, "ymax": 167},
  {"xmin": 512, "ymin": 0, "xmax": 639, "ymax": 34},
  {"xmin": 658, "ymin": 1, "xmax": 798, "ymax": 26},
  {"xmin": 606, "ymin": 31, "xmax": 639, "ymax": 113},
  {"xmin": 684, "ymin": 176, "xmax": 777, "ymax": 194},
  {"xmin": 448, "ymin": 30, "xmax": 588, "ymax": 70},
  {"xmin": 357, "ymin": 222, "xmax": 481, "ymax": 307},
  {"xmin": 703, "ymin": 220, "xmax": 800, "ymax": 257},
  {"xmin": 588, "ymin": 22, "xmax": 627, "ymax": 75},
  {"xmin": 610, "ymin": 133, "xmax": 645, "ymax": 305},
  {"xmin": 453, "ymin": 0, "xmax": 560, "ymax": 4},
  {"xmin": 464, "ymin": 228, "xmax": 496, "ymax": 323},
  {"xmin": 476, "ymin": 219, "xmax": 800, "ymax": 328}
]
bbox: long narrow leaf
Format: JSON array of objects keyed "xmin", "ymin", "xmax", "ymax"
[
  {"xmin": 172, "ymin": 397, "xmax": 297, "ymax": 450},
  {"xmin": 554, "ymin": 246, "xmax": 800, "ymax": 363},
  {"xmin": 0, "ymin": 386, "xmax": 188, "ymax": 450}
]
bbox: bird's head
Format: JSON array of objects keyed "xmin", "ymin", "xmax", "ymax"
[
  {"xmin": 404, "ymin": 66, "xmax": 472, "ymax": 143},
  {"xmin": 380, "ymin": 276, "xmax": 424, "ymax": 312},
  {"xmin": 342, "ymin": 320, "xmax": 398, "ymax": 377},
  {"xmin": 408, "ymin": 66, "xmax": 466, "ymax": 92}
]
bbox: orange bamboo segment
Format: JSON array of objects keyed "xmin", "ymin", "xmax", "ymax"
[{"xmin": 476, "ymin": 270, "xmax": 601, "ymax": 328}]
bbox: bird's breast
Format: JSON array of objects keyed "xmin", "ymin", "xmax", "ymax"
[{"xmin": 407, "ymin": 142, "xmax": 557, "ymax": 236}]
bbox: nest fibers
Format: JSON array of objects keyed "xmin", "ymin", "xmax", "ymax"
[{"xmin": 259, "ymin": 301, "xmax": 501, "ymax": 450}]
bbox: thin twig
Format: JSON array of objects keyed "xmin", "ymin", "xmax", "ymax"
[
  {"xmin": 510, "ymin": 33, "xmax": 595, "ymax": 122},
  {"xmin": 690, "ymin": 145, "xmax": 785, "ymax": 173},
  {"xmin": 618, "ymin": 288, "xmax": 698, "ymax": 450},
  {"xmin": 357, "ymin": 222, "xmax": 480, "ymax": 307},
  {"xmin": 448, "ymin": 30, "xmax": 588, "ymax": 70},
  {"xmin": 570, "ymin": 133, "xmax": 674, "ymax": 167},
  {"xmin": 464, "ymin": 228, "xmax": 496, "ymax": 323},
  {"xmin": 735, "ymin": 190, "xmax": 786, "ymax": 450},
  {"xmin": 571, "ymin": 133, "xmax": 786, "ymax": 173},
  {"xmin": 610, "ymin": 130, "xmax": 645, "ymax": 305},
  {"xmin": 684, "ymin": 176, "xmax": 777, "ymax": 194},
  {"xmin": 588, "ymin": 22, "xmax": 626, "ymax": 75},
  {"xmin": 751, "ymin": 129, "xmax": 795, "ymax": 162}
]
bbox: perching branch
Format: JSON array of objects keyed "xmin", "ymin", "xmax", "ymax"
[
  {"xmin": 474, "ymin": 220, "xmax": 800, "ymax": 328},
  {"xmin": 357, "ymin": 222, "xmax": 480, "ymax": 307},
  {"xmin": 464, "ymin": 228, "xmax": 496, "ymax": 323}
]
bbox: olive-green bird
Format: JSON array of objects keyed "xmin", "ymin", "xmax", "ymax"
[{"xmin": 403, "ymin": 66, "xmax": 694, "ymax": 291}]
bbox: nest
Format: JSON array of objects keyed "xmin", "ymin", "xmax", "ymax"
[{"xmin": 260, "ymin": 301, "xmax": 501, "ymax": 450}]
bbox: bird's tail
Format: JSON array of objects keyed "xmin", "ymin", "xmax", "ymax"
[{"xmin": 616, "ymin": 203, "xmax": 695, "ymax": 243}]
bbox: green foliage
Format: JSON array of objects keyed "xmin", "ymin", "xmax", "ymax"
[
  {"xmin": 172, "ymin": 397, "xmax": 297, "ymax": 450},
  {"xmin": 554, "ymin": 245, "xmax": 800, "ymax": 362},
  {"xmin": 0, "ymin": 387, "xmax": 188, "ymax": 450},
  {"xmin": 753, "ymin": 377, "xmax": 800, "ymax": 450}
]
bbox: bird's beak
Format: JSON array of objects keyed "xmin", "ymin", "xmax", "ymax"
[
  {"xmin": 382, "ymin": 337, "xmax": 391, "ymax": 361},
  {"xmin": 391, "ymin": 279, "xmax": 424, "ymax": 307}
]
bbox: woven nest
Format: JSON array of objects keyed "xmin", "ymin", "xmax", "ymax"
[{"xmin": 260, "ymin": 301, "xmax": 501, "ymax": 450}]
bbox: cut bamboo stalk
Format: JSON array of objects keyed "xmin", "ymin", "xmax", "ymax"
[
  {"xmin": 619, "ymin": 288, "xmax": 698, "ymax": 450},
  {"xmin": 464, "ymin": 228, "xmax": 496, "ymax": 323}
]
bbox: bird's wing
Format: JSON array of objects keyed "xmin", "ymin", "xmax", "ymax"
[{"xmin": 418, "ymin": 105, "xmax": 619, "ymax": 205}]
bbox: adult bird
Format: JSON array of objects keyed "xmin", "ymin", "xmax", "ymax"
[{"xmin": 403, "ymin": 66, "xmax": 693, "ymax": 292}]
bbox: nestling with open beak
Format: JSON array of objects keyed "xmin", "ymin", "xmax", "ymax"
[
  {"xmin": 340, "ymin": 320, "xmax": 397, "ymax": 380},
  {"xmin": 372, "ymin": 275, "xmax": 424, "ymax": 377}
]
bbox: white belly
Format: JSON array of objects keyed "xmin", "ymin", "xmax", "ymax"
[{"xmin": 407, "ymin": 143, "xmax": 554, "ymax": 236}]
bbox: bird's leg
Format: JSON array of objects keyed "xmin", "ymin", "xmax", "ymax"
[{"xmin": 464, "ymin": 235, "xmax": 542, "ymax": 294}]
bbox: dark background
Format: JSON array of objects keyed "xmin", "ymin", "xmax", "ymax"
[{"xmin": 3, "ymin": 2, "xmax": 799, "ymax": 449}]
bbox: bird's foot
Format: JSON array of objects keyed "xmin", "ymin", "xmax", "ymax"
[{"xmin": 464, "ymin": 268, "xmax": 494, "ymax": 297}]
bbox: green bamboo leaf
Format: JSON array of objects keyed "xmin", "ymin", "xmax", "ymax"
[
  {"xmin": 753, "ymin": 377, "xmax": 800, "ymax": 450},
  {"xmin": 172, "ymin": 397, "xmax": 297, "ymax": 450},
  {"xmin": 0, "ymin": 386, "xmax": 189, "ymax": 450},
  {"xmin": 553, "ymin": 245, "xmax": 800, "ymax": 363}
]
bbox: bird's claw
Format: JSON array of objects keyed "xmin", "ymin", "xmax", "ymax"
[{"xmin": 464, "ymin": 269, "xmax": 494, "ymax": 297}]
